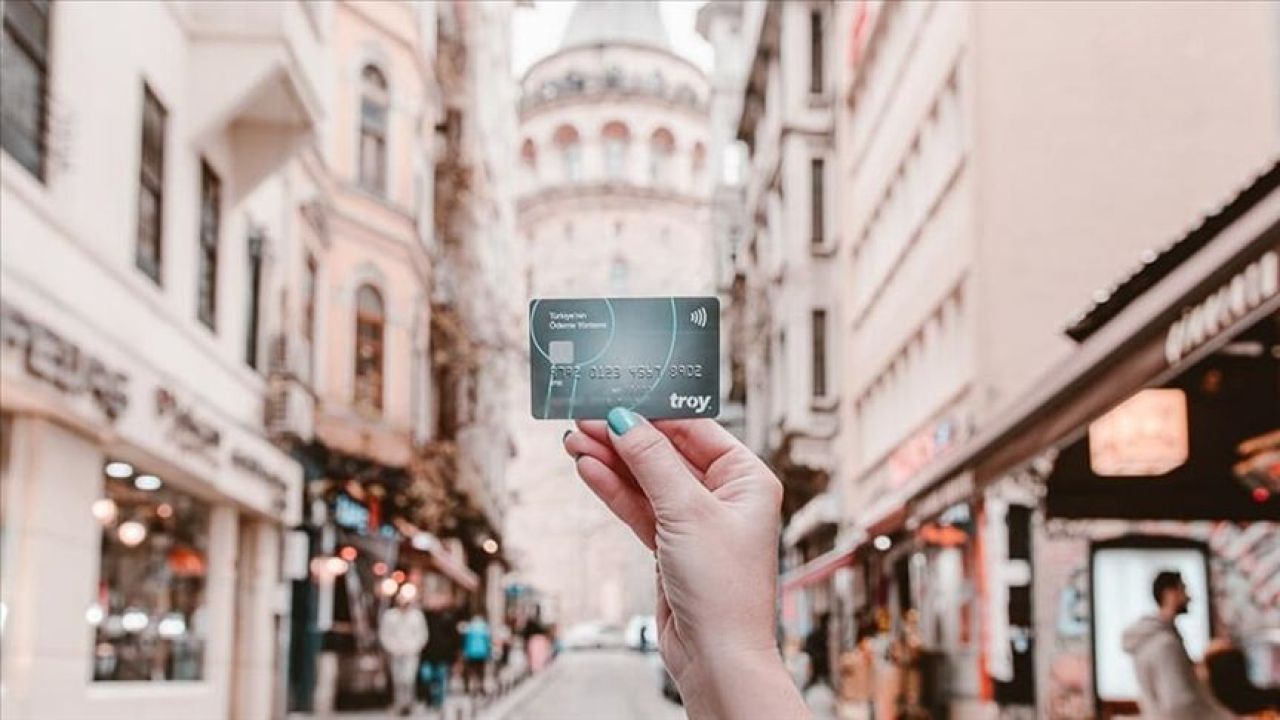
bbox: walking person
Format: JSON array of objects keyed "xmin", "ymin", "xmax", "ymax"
[
  {"xmin": 1122, "ymin": 570, "xmax": 1234, "ymax": 720},
  {"xmin": 379, "ymin": 588, "xmax": 429, "ymax": 717},
  {"xmin": 461, "ymin": 613, "xmax": 492, "ymax": 698},
  {"xmin": 420, "ymin": 597, "xmax": 462, "ymax": 711}
]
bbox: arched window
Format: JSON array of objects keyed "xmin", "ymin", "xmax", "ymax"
[
  {"xmin": 358, "ymin": 64, "xmax": 389, "ymax": 194},
  {"xmin": 353, "ymin": 284, "xmax": 385, "ymax": 413},
  {"xmin": 691, "ymin": 142, "xmax": 707, "ymax": 186},
  {"xmin": 520, "ymin": 138, "xmax": 538, "ymax": 189},
  {"xmin": 648, "ymin": 128, "xmax": 675, "ymax": 186},
  {"xmin": 601, "ymin": 121, "xmax": 630, "ymax": 181},
  {"xmin": 553, "ymin": 124, "xmax": 581, "ymax": 184}
]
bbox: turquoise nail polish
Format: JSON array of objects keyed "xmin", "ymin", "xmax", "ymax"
[{"xmin": 607, "ymin": 407, "xmax": 640, "ymax": 436}]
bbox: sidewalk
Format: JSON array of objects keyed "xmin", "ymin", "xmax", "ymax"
[{"xmin": 286, "ymin": 665, "xmax": 561, "ymax": 720}]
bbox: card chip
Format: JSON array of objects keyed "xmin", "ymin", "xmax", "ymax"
[{"xmin": 548, "ymin": 340, "xmax": 574, "ymax": 365}]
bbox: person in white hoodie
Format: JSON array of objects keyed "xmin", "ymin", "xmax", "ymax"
[
  {"xmin": 380, "ymin": 587, "xmax": 429, "ymax": 717},
  {"xmin": 1122, "ymin": 570, "xmax": 1234, "ymax": 720}
]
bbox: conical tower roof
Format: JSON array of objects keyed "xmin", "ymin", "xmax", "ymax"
[{"xmin": 559, "ymin": 1, "xmax": 671, "ymax": 52}]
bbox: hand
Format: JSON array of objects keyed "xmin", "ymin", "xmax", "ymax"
[{"xmin": 564, "ymin": 409, "xmax": 807, "ymax": 719}]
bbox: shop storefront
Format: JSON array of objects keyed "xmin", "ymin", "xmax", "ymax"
[
  {"xmin": 0, "ymin": 299, "xmax": 302, "ymax": 720},
  {"xmin": 899, "ymin": 161, "xmax": 1280, "ymax": 719}
]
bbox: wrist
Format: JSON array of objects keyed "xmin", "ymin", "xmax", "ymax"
[{"xmin": 677, "ymin": 647, "xmax": 807, "ymax": 720}]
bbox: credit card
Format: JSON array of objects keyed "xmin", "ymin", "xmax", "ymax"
[{"xmin": 529, "ymin": 297, "xmax": 720, "ymax": 420}]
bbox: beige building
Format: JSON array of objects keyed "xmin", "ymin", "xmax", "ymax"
[
  {"xmin": 505, "ymin": 0, "xmax": 714, "ymax": 626},
  {"xmin": 730, "ymin": 0, "xmax": 1279, "ymax": 717},
  {"xmin": 0, "ymin": 2, "xmax": 320, "ymax": 718}
]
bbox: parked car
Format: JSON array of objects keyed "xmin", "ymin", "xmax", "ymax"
[{"xmin": 560, "ymin": 621, "xmax": 625, "ymax": 650}]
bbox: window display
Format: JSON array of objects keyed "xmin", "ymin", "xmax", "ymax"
[{"xmin": 92, "ymin": 463, "xmax": 209, "ymax": 681}]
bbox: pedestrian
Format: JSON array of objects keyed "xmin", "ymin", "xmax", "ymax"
[
  {"xmin": 461, "ymin": 613, "xmax": 492, "ymax": 697},
  {"xmin": 1122, "ymin": 570, "xmax": 1234, "ymax": 720},
  {"xmin": 523, "ymin": 609, "xmax": 552, "ymax": 673},
  {"xmin": 420, "ymin": 596, "xmax": 462, "ymax": 711},
  {"xmin": 379, "ymin": 587, "xmax": 429, "ymax": 717},
  {"xmin": 836, "ymin": 622, "xmax": 877, "ymax": 720},
  {"xmin": 563, "ymin": 411, "xmax": 809, "ymax": 718}
]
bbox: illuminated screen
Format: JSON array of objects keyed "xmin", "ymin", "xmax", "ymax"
[{"xmin": 1090, "ymin": 544, "xmax": 1211, "ymax": 702}]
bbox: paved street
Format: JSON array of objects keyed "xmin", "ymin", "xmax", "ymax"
[{"xmin": 494, "ymin": 651, "xmax": 685, "ymax": 720}]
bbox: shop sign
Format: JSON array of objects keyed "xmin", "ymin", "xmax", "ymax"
[
  {"xmin": 889, "ymin": 417, "xmax": 961, "ymax": 488},
  {"xmin": 230, "ymin": 449, "xmax": 288, "ymax": 512},
  {"xmin": 1088, "ymin": 388, "xmax": 1189, "ymax": 476},
  {"xmin": 334, "ymin": 493, "xmax": 370, "ymax": 530},
  {"xmin": 0, "ymin": 302, "xmax": 129, "ymax": 420},
  {"xmin": 1165, "ymin": 250, "xmax": 1278, "ymax": 366},
  {"xmin": 155, "ymin": 387, "xmax": 221, "ymax": 459}
]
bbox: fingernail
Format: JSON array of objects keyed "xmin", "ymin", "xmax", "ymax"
[
  {"xmin": 561, "ymin": 429, "xmax": 573, "ymax": 445},
  {"xmin": 606, "ymin": 407, "xmax": 640, "ymax": 436}
]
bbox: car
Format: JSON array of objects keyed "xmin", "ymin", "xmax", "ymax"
[
  {"xmin": 560, "ymin": 621, "xmax": 625, "ymax": 650},
  {"xmin": 624, "ymin": 614, "xmax": 658, "ymax": 652}
]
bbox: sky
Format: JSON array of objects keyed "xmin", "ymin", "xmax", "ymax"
[{"xmin": 511, "ymin": 1, "xmax": 714, "ymax": 78}]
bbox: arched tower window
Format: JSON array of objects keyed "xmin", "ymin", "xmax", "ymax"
[
  {"xmin": 691, "ymin": 142, "xmax": 707, "ymax": 187},
  {"xmin": 520, "ymin": 138, "xmax": 538, "ymax": 189},
  {"xmin": 354, "ymin": 284, "xmax": 385, "ymax": 413},
  {"xmin": 601, "ymin": 121, "xmax": 631, "ymax": 181},
  {"xmin": 553, "ymin": 124, "xmax": 582, "ymax": 184},
  {"xmin": 359, "ymin": 64, "xmax": 389, "ymax": 195},
  {"xmin": 648, "ymin": 127, "xmax": 675, "ymax": 186}
]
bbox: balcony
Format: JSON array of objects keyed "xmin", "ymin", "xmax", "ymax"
[
  {"xmin": 265, "ymin": 333, "xmax": 315, "ymax": 442},
  {"xmin": 177, "ymin": 1, "xmax": 325, "ymax": 197}
]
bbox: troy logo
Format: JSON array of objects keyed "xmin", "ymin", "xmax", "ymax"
[{"xmin": 669, "ymin": 392, "xmax": 712, "ymax": 414}]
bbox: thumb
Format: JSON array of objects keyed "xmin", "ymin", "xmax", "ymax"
[{"xmin": 606, "ymin": 407, "xmax": 708, "ymax": 519}]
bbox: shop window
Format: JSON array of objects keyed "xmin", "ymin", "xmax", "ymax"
[
  {"xmin": 92, "ymin": 465, "xmax": 210, "ymax": 681},
  {"xmin": 136, "ymin": 83, "xmax": 167, "ymax": 284},
  {"xmin": 196, "ymin": 160, "xmax": 221, "ymax": 330},
  {"xmin": 358, "ymin": 64, "xmax": 389, "ymax": 195},
  {"xmin": 0, "ymin": 0, "xmax": 50, "ymax": 180},
  {"xmin": 353, "ymin": 284, "xmax": 385, "ymax": 413}
]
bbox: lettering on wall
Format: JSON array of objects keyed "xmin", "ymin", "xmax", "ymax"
[
  {"xmin": 1165, "ymin": 250, "xmax": 1278, "ymax": 366},
  {"xmin": 155, "ymin": 387, "xmax": 222, "ymax": 459},
  {"xmin": 0, "ymin": 302, "xmax": 130, "ymax": 420}
]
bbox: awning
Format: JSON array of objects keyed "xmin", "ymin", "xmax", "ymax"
[
  {"xmin": 782, "ymin": 492, "xmax": 838, "ymax": 547},
  {"xmin": 393, "ymin": 523, "xmax": 480, "ymax": 592},
  {"xmin": 780, "ymin": 544, "xmax": 855, "ymax": 594}
]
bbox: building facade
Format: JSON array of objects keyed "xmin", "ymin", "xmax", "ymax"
[
  {"xmin": 0, "ymin": 1, "xmax": 519, "ymax": 718},
  {"xmin": 0, "ymin": 2, "xmax": 321, "ymax": 718},
  {"xmin": 728, "ymin": 1, "xmax": 1280, "ymax": 717},
  {"xmin": 505, "ymin": 0, "xmax": 714, "ymax": 626}
]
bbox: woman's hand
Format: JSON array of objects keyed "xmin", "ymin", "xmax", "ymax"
[{"xmin": 564, "ymin": 408, "xmax": 807, "ymax": 719}]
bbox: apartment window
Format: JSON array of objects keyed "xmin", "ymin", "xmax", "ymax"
[
  {"xmin": 811, "ymin": 309, "xmax": 828, "ymax": 398},
  {"xmin": 353, "ymin": 284, "xmax": 384, "ymax": 413},
  {"xmin": 810, "ymin": 157, "xmax": 825, "ymax": 246},
  {"xmin": 1, "ymin": 0, "xmax": 50, "ymax": 179},
  {"xmin": 809, "ymin": 9, "xmax": 824, "ymax": 94},
  {"xmin": 303, "ymin": 254, "xmax": 317, "ymax": 342},
  {"xmin": 196, "ymin": 161, "xmax": 221, "ymax": 330},
  {"xmin": 136, "ymin": 84, "xmax": 167, "ymax": 283},
  {"xmin": 358, "ymin": 64, "xmax": 388, "ymax": 195},
  {"xmin": 244, "ymin": 230, "xmax": 264, "ymax": 369}
]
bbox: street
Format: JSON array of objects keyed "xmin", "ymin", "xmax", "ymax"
[{"xmin": 494, "ymin": 651, "xmax": 685, "ymax": 720}]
